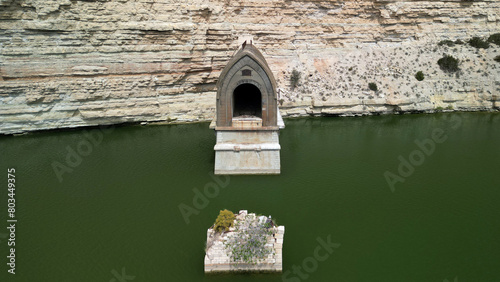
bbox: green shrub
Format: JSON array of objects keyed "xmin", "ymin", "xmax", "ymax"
[
  {"xmin": 494, "ymin": 55, "xmax": 500, "ymax": 63},
  {"xmin": 290, "ymin": 69, "xmax": 300, "ymax": 89},
  {"xmin": 213, "ymin": 209, "xmax": 235, "ymax": 233},
  {"xmin": 438, "ymin": 55, "xmax": 459, "ymax": 73},
  {"xmin": 368, "ymin": 82, "xmax": 378, "ymax": 91},
  {"xmin": 415, "ymin": 71, "xmax": 424, "ymax": 81},
  {"xmin": 438, "ymin": 40, "xmax": 455, "ymax": 47},
  {"xmin": 469, "ymin": 37, "xmax": 490, "ymax": 49},
  {"xmin": 446, "ymin": 105, "xmax": 453, "ymax": 110},
  {"xmin": 435, "ymin": 106, "xmax": 444, "ymax": 112},
  {"xmin": 488, "ymin": 33, "xmax": 500, "ymax": 46},
  {"xmin": 438, "ymin": 39, "xmax": 465, "ymax": 47}
]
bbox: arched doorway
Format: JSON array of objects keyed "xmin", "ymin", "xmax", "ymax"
[{"xmin": 232, "ymin": 83, "xmax": 262, "ymax": 118}]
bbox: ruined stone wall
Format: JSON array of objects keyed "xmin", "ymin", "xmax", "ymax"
[
  {"xmin": 204, "ymin": 210, "xmax": 284, "ymax": 273},
  {"xmin": 1, "ymin": 0, "xmax": 499, "ymax": 134}
]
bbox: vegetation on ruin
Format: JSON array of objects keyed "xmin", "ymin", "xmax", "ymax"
[
  {"xmin": 213, "ymin": 209, "xmax": 236, "ymax": 233},
  {"xmin": 224, "ymin": 215, "xmax": 275, "ymax": 264},
  {"xmin": 368, "ymin": 82, "xmax": 378, "ymax": 91}
]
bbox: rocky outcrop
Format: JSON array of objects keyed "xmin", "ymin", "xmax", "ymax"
[
  {"xmin": 1, "ymin": 0, "xmax": 499, "ymax": 134},
  {"xmin": 277, "ymin": 41, "xmax": 500, "ymax": 117}
]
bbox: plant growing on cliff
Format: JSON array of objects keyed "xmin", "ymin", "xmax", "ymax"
[
  {"xmin": 488, "ymin": 33, "xmax": 500, "ymax": 46},
  {"xmin": 224, "ymin": 215, "xmax": 274, "ymax": 264},
  {"xmin": 469, "ymin": 37, "xmax": 489, "ymax": 49},
  {"xmin": 494, "ymin": 55, "xmax": 500, "ymax": 63},
  {"xmin": 290, "ymin": 69, "xmax": 301, "ymax": 89},
  {"xmin": 213, "ymin": 209, "xmax": 236, "ymax": 233},
  {"xmin": 439, "ymin": 39, "xmax": 464, "ymax": 47},
  {"xmin": 368, "ymin": 82, "xmax": 378, "ymax": 92},
  {"xmin": 438, "ymin": 55, "xmax": 459, "ymax": 73},
  {"xmin": 415, "ymin": 71, "xmax": 425, "ymax": 81},
  {"xmin": 438, "ymin": 40, "xmax": 455, "ymax": 47}
]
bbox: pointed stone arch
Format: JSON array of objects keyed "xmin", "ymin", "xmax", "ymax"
[
  {"xmin": 216, "ymin": 45, "xmax": 278, "ymax": 128},
  {"xmin": 211, "ymin": 44, "xmax": 284, "ymax": 175}
]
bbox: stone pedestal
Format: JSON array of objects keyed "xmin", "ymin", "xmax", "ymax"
[
  {"xmin": 211, "ymin": 112, "xmax": 284, "ymax": 175},
  {"xmin": 213, "ymin": 128, "xmax": 281, "ymax": 175},
  {"xmin": 204, "ymin": 210, "xmax": 284, "ymax": 273},
  {"xmin": 211, "ymin": 44, "xmax": 284, "ymax": 175}
]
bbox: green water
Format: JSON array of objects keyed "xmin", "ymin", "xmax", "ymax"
[{"xmin": 1, "ymin": 113, "xmax": 499, "ymax": 282}]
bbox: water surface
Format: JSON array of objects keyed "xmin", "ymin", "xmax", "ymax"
[{"xmin": 0, "ymin": 113, "xmax": 499, "ymax": 281}]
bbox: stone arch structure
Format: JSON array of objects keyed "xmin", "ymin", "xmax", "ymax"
[
  {"xmin": 211, "ymin": 43, "xmax": 284, "ymax": 175},
  {"xmin": 216, "ymin": 44, "xmax": 277, "ymax": 128}
]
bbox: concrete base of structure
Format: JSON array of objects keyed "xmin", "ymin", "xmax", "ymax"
[
  {"xmin": 211, "ymin": 110, "xmax": 285, "ymax": 175},
  {"xmin": 213, "ymin": 130, "xmax": 281, "ymax": 175}
]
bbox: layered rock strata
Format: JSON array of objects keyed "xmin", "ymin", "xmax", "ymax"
[{"xmin": 1, "ymin": 0, "xmax": 499, "ymax": 134}]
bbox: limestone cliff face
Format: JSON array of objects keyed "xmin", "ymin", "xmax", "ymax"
[{"xmin": 1, "ymin": 0, "xmax": 499, "ymax": 134}]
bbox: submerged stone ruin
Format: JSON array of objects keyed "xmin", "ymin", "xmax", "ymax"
[{"xmin": 204, "ymin": 210, "xmax": 284, "ymax": 273}]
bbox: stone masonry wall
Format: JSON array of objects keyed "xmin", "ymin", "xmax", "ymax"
[
  {"xmin": 204, "ymin": 210, "xmax": 284, "ymax": 273},
  {"xmin": 1, "ymin": 0, "xmax": 499, "ymax": 134}
]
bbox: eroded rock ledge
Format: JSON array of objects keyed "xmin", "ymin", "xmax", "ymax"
[{"xmin": 1, "ymin": 0, "xmax": 499, "ymax": 134}]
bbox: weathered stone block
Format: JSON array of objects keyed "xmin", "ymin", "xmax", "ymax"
[{"xmin": 204, "ymin": 210, "xmax": 284, "ymax": 273}]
